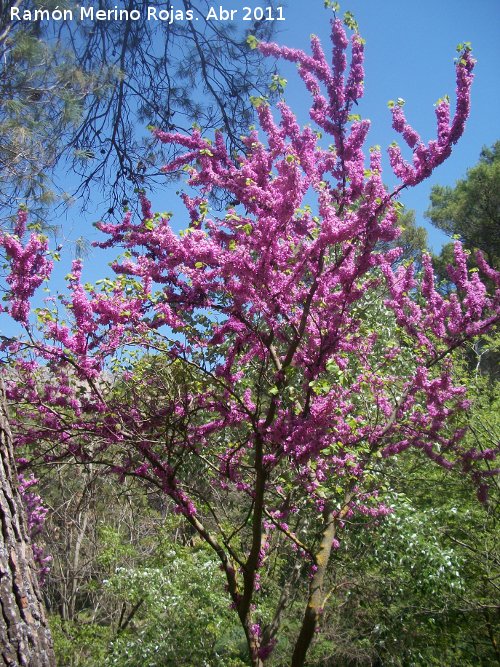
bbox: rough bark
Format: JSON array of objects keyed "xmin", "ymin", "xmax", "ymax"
[{"xmin": 0, "ymin": 378, "xmax": 55, "ymax": 666}]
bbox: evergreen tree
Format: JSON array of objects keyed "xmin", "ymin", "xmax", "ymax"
[
  {"xmin": 426, "ymin": 141, "xmax": 500, "ymax": 269},
  {"xmin": 0, "ymin": 0, "xmax": 278, "ymax": 218}
]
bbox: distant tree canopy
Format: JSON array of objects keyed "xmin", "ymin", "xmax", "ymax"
[
  {"xmin": 0, "ymin": 26, "xmax": 101, "ymax": 223},
  {"xmin": 426, "ymin": 143, "xmax": 500, "ymax": 382},
  {"xmin": 0, "ymin": 0, "xmax": 278, "ymax": 219},
  {"xmin": 426, "ymin": 141, "xmax": 500, "ymax": 269}
]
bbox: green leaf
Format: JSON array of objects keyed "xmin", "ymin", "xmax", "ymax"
[
  {"xmin": 246, "ymin": 35, "xmax": 259, "ymax": 50},
  {"xmin": 249, "ymin": 95, "xmax": 268, "ymax": 109},
  {"xmin": 343, "ymin": 11, "xmax": 359, "ymax": 32}
]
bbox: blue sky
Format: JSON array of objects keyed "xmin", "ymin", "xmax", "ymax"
[
  {"xmin": 276, "ymin": 0, "xmax": 500, "ymax": 249},
  {"xmin": 55, "ymin": 0, "xmax": 499, "ymax": 257}
]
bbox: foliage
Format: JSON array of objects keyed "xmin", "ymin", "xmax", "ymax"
[
  {"xmin": 42, "ymin": 431, "xmax": 499, "ymax": 667},
  {"xmin": 1, "ymin": 11, "xmax": 499, "ymax": 667},
  {"xmin": 0, "ymin": 27, "xmax": 95, "ymax": 223},
  {"xmin": 28, "ymin": 341, "xmax": 500, "ymax": 666},
  {"xmin": 49, "ymin": 616, "xmax": 111, "ymax": 667},
  {"xmin": 429, "ymin": 144, "xmax": 500, "ymax": 384},
  {"xmin": 426, "ymin": 141, "xmax": 500, "ymax": 269},
  {"xmin": 104, "ymin": 544, "xmax": 249, "ymax": 667},
  {"xmin": 393, "ymin": 208, "xmax": 428, "ymax": 262},
  {"xmin": 47, "ymin": 515, "xmax": 250, "ymax": 667}
]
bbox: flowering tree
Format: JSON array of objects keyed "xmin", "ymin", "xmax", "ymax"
[{"xmin": 2, "ymin": 15, "xmax": 499, "ymax": 667}]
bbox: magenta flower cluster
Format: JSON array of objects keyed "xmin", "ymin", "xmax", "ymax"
[
  {"xmin": 18, "ymin": 473, "xmax": 52, "ymax": 584},
  {"xmin": 0, "ymin": 210, "xmax": 53, "ymax": 324}
]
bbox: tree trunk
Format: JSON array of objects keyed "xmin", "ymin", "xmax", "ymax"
[
  {"xmin": 291, "ymin": 513, "xmax": 337, "ymax": 667},
  {"xmin": 292, "ymin": 493, "xmax": 354, "ymax": 667},
  {"xmin": 0, "ymin": 378, "xmax": 55, "ymax": 666}
]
